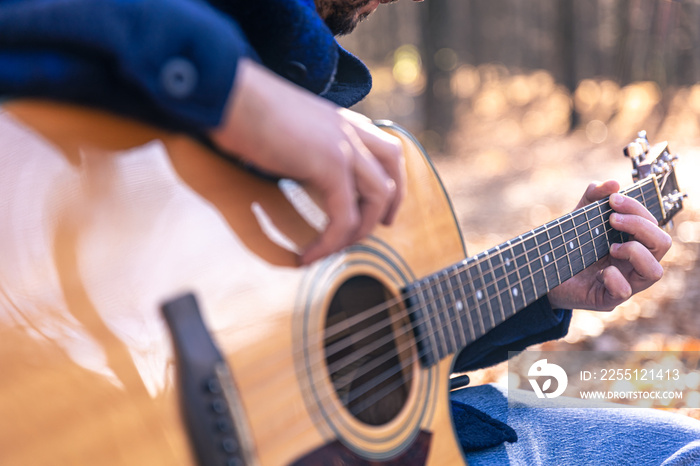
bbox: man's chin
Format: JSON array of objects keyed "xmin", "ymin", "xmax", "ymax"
[
  {"xmin": 327, "ymin": 14, "xmax": 367, "ymax": 36},
  {"xmin": 317, "ymin": 0, "xmax": 376, "ymax": 36}
]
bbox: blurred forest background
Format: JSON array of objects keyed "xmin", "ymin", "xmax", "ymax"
[{"xmin": 341, "ymin": 0, "xmax": 700, "ymax": 416}]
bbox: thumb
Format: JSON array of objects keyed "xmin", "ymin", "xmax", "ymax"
[{"xmin": 575, "ymin": 180, "xmax": 620, "ymax": 209}]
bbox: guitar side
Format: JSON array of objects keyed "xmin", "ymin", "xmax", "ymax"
[{"xmin": 0, "ymin": 101, "xmax": 467, "ymax": 465}]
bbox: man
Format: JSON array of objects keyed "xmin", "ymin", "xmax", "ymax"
[{"xmin": 0, "ymin": 0, "xmax": 697, "ymax": 463}]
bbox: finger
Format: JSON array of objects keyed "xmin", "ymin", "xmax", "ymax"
[
  {"xmin": 576, "ymin": 180, "xmax": 620, "ymax": 209},
  {"xmin": 301, "ymin": 195, "xmax": 358, "ymax": 265},
  {"xmin": 609, "ymin": 212, "xmax": 672, "ymax": 261},
  {"xmin": 597, "ymin": 265, "xmax": 632, "ymax": 306},
  {"xmin": 348, "ymin": 120, "xmax": 406, "ymax": 225},
  {"xmin": 302, "ymin": 134, "xmax": 394, "ymax": 264},
  {"xmin": 300, "ymin": 152, "xmax": 360, "ymax": 265},
  {"xmin": 351, "ymin": 144, "xmax": 395, "ymax": 242},
  {"xmin": 609, "ymin": 192, "xmax": 658, "ymax": 225},
  {"xmin": 609, "ymin": 242, "xmax": 664, "ymax": 285}
]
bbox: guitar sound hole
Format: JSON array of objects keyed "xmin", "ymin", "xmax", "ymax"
[{"xmin": 324, "ymin": 276, "xmax": 411, "ymax": 426}]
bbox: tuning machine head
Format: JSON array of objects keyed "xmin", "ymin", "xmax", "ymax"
[
  {"xmin": 623, "ymin": 130, "xmax": 687, "ymax": 226},
  {"xmin": 624, "ymin": 130, "xmax": 652, "ymax": 181}
]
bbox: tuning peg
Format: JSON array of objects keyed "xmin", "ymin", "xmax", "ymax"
[
  {"xmin": 636, "ymin": 130, "xmax": 650, "ymax": 151},
  {"xmin": 624, "ymin": 141, "xmax": 645, "ymax": 161}
]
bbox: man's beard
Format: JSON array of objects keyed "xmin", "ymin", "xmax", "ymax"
[{"xmin": 315, "ymin": 0, "xmax": 373, "ymax": 36}]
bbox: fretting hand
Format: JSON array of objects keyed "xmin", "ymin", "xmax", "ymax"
[{"xmin": 548, "ymin": 180, "xmax": 672, "ymax": 311}]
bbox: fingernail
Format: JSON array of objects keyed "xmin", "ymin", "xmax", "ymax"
[
  {"xmin": 610, "ymin": 243, "xmax": 620, "ymax": 253},
  {"xmin": 610, "ymin": 212, "xmax": 622, "ymax": 224},
  {"xmin": 610, "ymin": 193, "xmax": 623, "ymax": 207}
]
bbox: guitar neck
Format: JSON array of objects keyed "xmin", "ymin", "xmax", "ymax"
[{"xmin": 406, "ymin": 176, "xmax": 664, "ymax": 367}]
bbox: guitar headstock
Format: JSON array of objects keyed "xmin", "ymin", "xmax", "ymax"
[{"xmin": 624, "ymin": 131, "xmax": 687, "ymax": 227}]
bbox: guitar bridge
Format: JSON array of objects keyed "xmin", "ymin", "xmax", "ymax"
[{"xmin": 162, "ymin": 293, "xmax": 255, "ymax": 466}]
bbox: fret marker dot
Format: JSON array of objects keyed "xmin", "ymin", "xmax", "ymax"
[
  {"xmin": 505, "ymin": 257, "xmax": 511, "ymax": 267},
  {"xmin": 512, "ymin": 287, "xmax": 519, "ymax": 297},
  {"xmin": 544, "ymin": 254, "xmax": 550, "ymax": 263},
  {"xmin": 456, "ymin": 301, "xmax": 464, "ymax": 311},
  {"xmin": 569, "ymin": 241, "xmax": 575, "ymax": 250},
  {"xmin": 595, "ymin": 228, "xmax": 600, "ymax": 235},
  {"xmin": 476, "ymin": 290, "xmax": 484, "ymax": 300}
]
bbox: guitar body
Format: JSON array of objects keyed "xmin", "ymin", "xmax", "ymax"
[{"xmin": 0, "ymin": 101, "xmax": 467, "ymax": 465}]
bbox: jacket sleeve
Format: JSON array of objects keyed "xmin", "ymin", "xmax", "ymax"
[
  {"xmin": 452, "ymin": 296, "xmax": 572, "ymax": 373},
  {"xmin": 0, "ymin": 0, "xmax": 254, "ymax": 130}
]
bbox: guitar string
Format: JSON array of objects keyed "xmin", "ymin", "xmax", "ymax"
[
  {"xmin": 319, "ymin": 178, "xmax": 657, "ymax": 348},
  {"xmin": 326, "ymin": 173, "xmax": 651, "ymax": 384},
  {"xmin": 240, "ymin": 180, "xmax": 658, "ymax": 402},
  {"xmin": 247, "ymin": 225, "xmax": 618, "ymax": 441},
  {"xmin": 324, "ymin": 218, "xmax": 618, "ymax": 393},
  {"xmin": 249, "ymin": 221, "xmax": 625, "ymax": 440},
  {"xmin": 222, "ymin": 180, "xmax": 670, "ymax": 443},
  {"xmin": 326, "ymin": 180, "xmax": 665, "ymax": 409},
  {"xmin": 322, "ymin": 181, "xmax": 658, "ymax": 370},
  {"xmin": 238, "ymin": 197, "xmax": 615, "ymax": 389},
  {"xmin": 317, "ymin": 180, "xmax": 657, "ymax": 363},
  {"xmin": 240, "ymin": 180, "xmax": 658, "ymax": 394},
  {"xmin": 309, "ymin": 182, "xmax": 663, "ymax": 413},
  {"xmin": 244, "ymin": 184, "xmax": 661, "ymax": 433}
]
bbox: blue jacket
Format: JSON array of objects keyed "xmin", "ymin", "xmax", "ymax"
[
  {"xmin": 0, "ymin": 0, "xmax": 572, "ymax": 454},
  {"xmin": 0, "ymin": 0, "xmax": 370, "ymax": 129}
]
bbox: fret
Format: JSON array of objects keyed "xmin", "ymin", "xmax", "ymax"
[
  {"xmin": 508, "ymin": 237, "xmax": 529, "ymax": 308},
  {"xmin": 476, "ymin": 253, "xmax": 499, "ymax": 329},
  {"xmin": 650, "ymin": 187, "xmax": 664, "ymax": 222},
  {"xmin": 437, "ymin": 269, "xmax": 462, "ymax": 351},
  {"xmin": 502, "ymin": 241, "xmax": 525, "ymax": 312},
  {"xmin": 562, "ymin": 215, "xmax": 584, "ymax": 275},
  {"xmin": 504, "ymin": 241, "xmax": 522, "ymax": 310},
  {"xmin": 443, "ymin": 268, "xmax": 467, "ymax": 349},
  {"xmin": 521, "ymin": 233, "xmax": 539, "ymax": 304},
  {"xmin": 459, "ymin": 263, "xmax": 486, "ymax": 338},
  {"xmin": 450, "ymin": 266, "xmax": 476, "ymax": 343},
  {"xmin": 532, "ymin": 225, "xmax": 551, "ymax": 294},
  {"xmin": 584, "ymin": 206, "xmax": 603, "ymax": 263},
  {"xmin": 627, "ymin": 184, "xmax": 650, "ymax": 225},
  {"xmin": 639, "ymin": 183, "xmax": 650, "ymax": 211},
  {"xmin": 549, "ymin": 219, "xmax": 572, "ymax": 283},
  {"xmin": 424, "ymin": 276, "xmax": 449, "ymax": 359},
  {"xmin": 408, "ymin": 283, "xmax": 439, "ymax": 367},
  {"xmin": 600, "ymin": 200, "xmax": 622, "ymax": 245},
  {"xmin": 642, "ymin": 181, "xmax": 664, "ymax": 222},
  {"xmin": 572, "ymin": 210, "xmax": 595, "ymax": 267},
  {"xmin": 503, "ymin": 247, "xmax": 522, "ymax": 315},
  {"xmin": 471, "ymin": 256, "xmax": 494, "ymax": 331},
  {"xmin": 632, "ymin": 182, "xmax": 663, "ymax": 225},
  {"xmin": 487, "ymin": 248, "xmax": 511, "ymax": 322},
  {"xmin": 591, "ymin": 202, "xmax": 610, "ymax": 259},
  {"xmin": 627, "ymin": 185, "xmax": 643, "ymax": 204},
  {"xmin": 544, "ymin": 223, "xmax": 563, "ymax": 286}
]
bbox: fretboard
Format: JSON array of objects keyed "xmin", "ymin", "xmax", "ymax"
[{"xmin": 405, "ymin": 177, "xmax": 664, "ymax": 367}]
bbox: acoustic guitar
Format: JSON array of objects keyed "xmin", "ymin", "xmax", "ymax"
[{"xmin": 0, "ymin": 100, "xmax": 685, "ymax": 465}]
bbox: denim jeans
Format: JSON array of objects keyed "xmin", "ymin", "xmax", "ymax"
[{"xmin": 452, "ymin": 384, "xmax": 700, "ymax": 465}]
